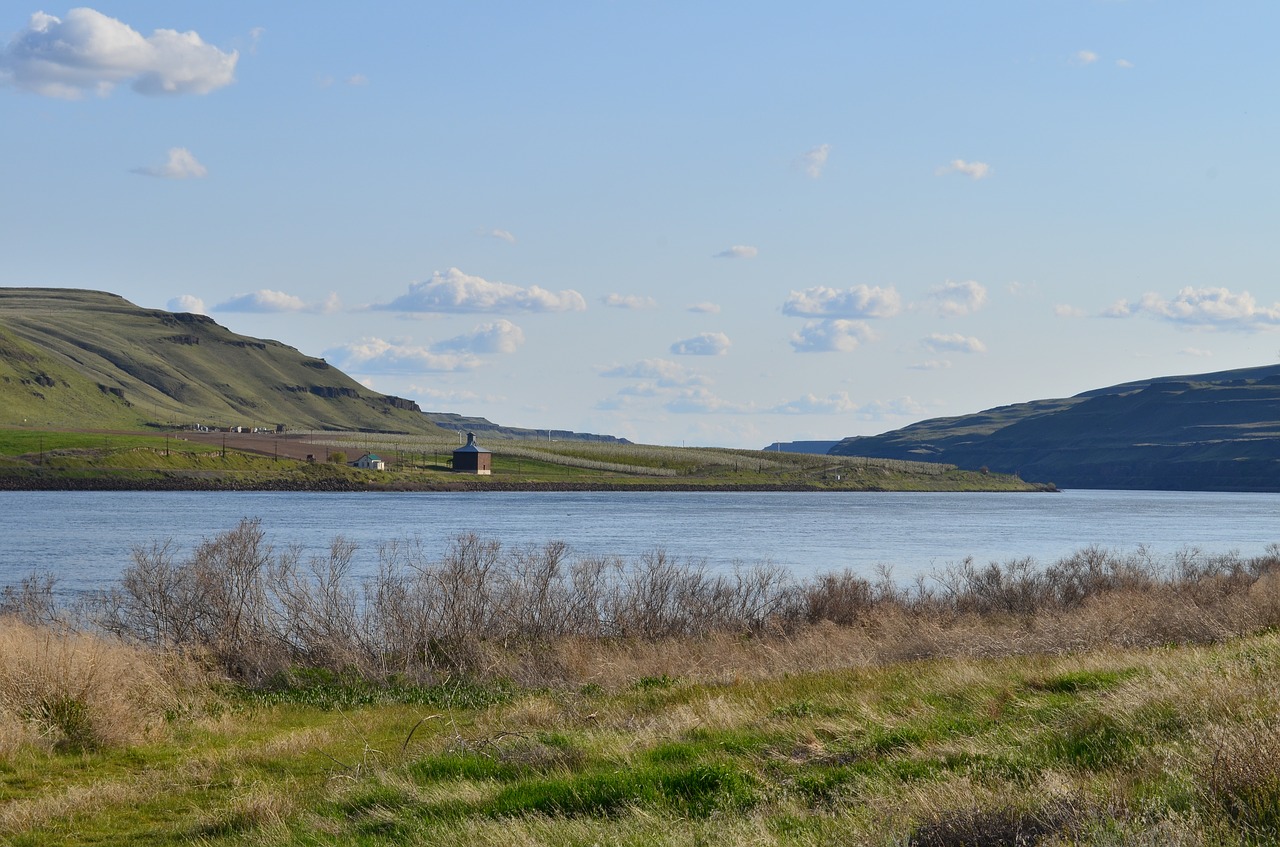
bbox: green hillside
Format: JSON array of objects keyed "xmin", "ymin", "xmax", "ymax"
[
  {"xmin": 0, "ymin": 288, "xmax": 441, "ymax": 434},
  {"xmin": 830, "ymin": 363, "xmax": 1280, "ymax": 491}
]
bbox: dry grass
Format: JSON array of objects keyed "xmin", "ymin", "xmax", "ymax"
[{"xmin": 0, "ymin": 619, "xmax": 194, "ymax": 754}]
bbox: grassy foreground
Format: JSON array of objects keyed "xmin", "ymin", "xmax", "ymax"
[
  {"xmin": 0, "ymin": 428, "xmax": 1051, "ymax": 491},
  {"xmin": 3, "ymin": 624, "xmax": 1280, "ymax": 845},
  {"xmin": 5, "ymin": 527, "xmax": 1280, "ymax": 845}
]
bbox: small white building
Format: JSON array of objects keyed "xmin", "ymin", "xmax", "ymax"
[{"xmin": 354, "ymin": 453, "xmax": 386, "ymax": 471}]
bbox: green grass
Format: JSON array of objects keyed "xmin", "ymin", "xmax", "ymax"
[
  {"xmin": 6, "ymin": 633, "xmax": 1280, "ymax": 844},
  {"xmin": 0, "ymin": 428, "xmax": 1049, "ymax": 491}
]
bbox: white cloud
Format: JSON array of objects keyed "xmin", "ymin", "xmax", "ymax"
[
  {"xmin": 789, "ymin": 319, "xmax": 875, "ymax": 353},
  {"xmin": 936, "ymin": 159, "xmax": 992, "ymax": 180},
  {"xmin": 0, "ymin": 8, "xmax": 237, "ymax": 99},
  {"xmin": 1075, "ymin": 49, "xmax": 1100, "ymax": 65},
  {"xmin": 213, "ymin": 289, "xmax": 340, "ymax": 313},
  {"xmin": 486, "ymin": 228, "xmax": 517, "ymax": 244},
  {"xmin": 922, "ymin": 333, "xmax": 987, "ymax": 354},
  {"xmin": 928, "ymin": 280, "xmax": 987, "ymax": 316},
  {"xmin": 602, "ymin": 293, "xmax": 658, "ymax": 309},
  {"xmin": 671, "ymin": 332, "xmax": 731, "ymax": 356},
  {"xmin": 714, "ymin": 245, "xmax": 758, "ymax": 259},
  {"xmin": 378, "ymin": 268, "xmax": 587, "ymax": 313},
  {"xmin": 410, "ymin": 387, "xmax": 490, "ymax": 408},
  {"xmin": 347, "ymin": 73, "xmax": 369, "ymax": 86},
  {"xmin": 687, "ymin": 302, "xmax": 721, "ymax": 314},
  {"xmin": 1054, "ymin": 304, "xmax": 1087, "ymax": 318},
  {"xmin": 1116, "ymin": 58, "xmax": 1134, "ymax": 69},
  {"xmin": 665, "ymin": 386, "xmax": 750, "ymax": 414},
  {"xmin": 1118, "ymin": 287, "xmax": 1280, "ymax": 330},
  {"xmin": 771, "ymin": 392, "xmax": 859, "ymax": 415},
  {"xmin": 324, "ymin": 337, "xmax": 480, "ymax": 373},
  {"xmin": 782, "ymin": 285, "xmax": 901, "ymax": 319},
  {"xmin": 800, "ymin": 143, "xmax": 830, "ymax": 178},
  {"xmin": 600, "ymin": 359, "xmax": 709, "ymax": 388},
  {"xmin": 432, "ymin": 319, "xmax": 525, "ymax": 354},
  {"xmin": 167, "ymin": 294, "xmax": 206, "ymax": 314},
  {"xmin": 908, "ymin": 359, "xmax": 952, "ymax": 371},
  {"xmin": 247, "ymin": 27, "xmax": 265, "ymax": 54},
  {"xmin": 132, "ymin": 147, "xmax": 207, "ymax": 179}
]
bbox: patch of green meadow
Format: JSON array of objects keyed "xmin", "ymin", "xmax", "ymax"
[{"xmin": 5, "ymin": 633, "xmax": 1280, "ymax": 844}]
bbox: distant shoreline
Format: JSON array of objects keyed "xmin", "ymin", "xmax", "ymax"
[{"xmin": 0, "ymin": 471, "xmax": 1056, "ymax": 494}]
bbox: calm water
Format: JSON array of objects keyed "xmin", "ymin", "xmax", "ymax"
[{"xmin": 3, "ymin": 489, "xmax": 1280, "ymax": 595}]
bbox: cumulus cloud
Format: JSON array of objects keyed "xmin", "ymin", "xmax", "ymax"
[
  {"xmin": 927, "ymin": 280, "xmax": 987, "ymax": 316},
  {"xmin": 1104, "ymin": 287, "xmax": 1280, "ymax": 330},
  {"xmin": 132, "ymin": 147, "xmax": 207, "ymax": 179},
  {"xmin": 782, "ymin": 285, "xmax": 901, "ymax": 319},
  {"xmin": 212, "ymin": 289, "xmax": 340, "ymax": 314},
  {"xmin": 671, "ymin": 332, "xmax": 731, "ymax": 356},
  {"xmin": 771, "ymin": 392, "xmax": 859, "ymax": 415},
  {"xmin": 789, "ymin": 319, "xmax": 875, "ymax": 353},
  {"xmin": 800, "ymin": 143, "xmax": 831, "ymax": 178},
  {"xmin": 714, "ymin": 245, "xmax": 758, "ymax": 259},
  {"xmin": 485, "ymin": 228, "xmax": 517, "ymax": 244},
  {"xmin": 377, "ymin": 268, "xmax": 587, "ymax": 314},
  {"xmin": 600, "ymin": 358, "xmax": 709, "ymax": 388},
  {"xmin": 1075, "ymin": 49, "xmax": 1099, "ymax": 65},
  {"xmin": 324, "ymin": 337, "xmax": 480, "ymax": 374},
  {"xmin": 936, "ymin": 159, "xmax": 992, "ymax": 180},
  {"xmin": 602, "ymin": 293, "xmax": 658, "ymax": 309},
  {"xmin": 0, "ymin": 8, "xmax": 237, "ymax": 99},
  {"xmin": 922, "ymin": 333, "xmax": 987, "ymax": 354},
  {"xmin": 687, "ymin": 302, "xmax": 721, "ymax": 314},
  {"xmin": 665, "ymin": 386, "xmax": 750, "ymax": 414},
  {"xmin": 432, "ymin": 320, "xmax": 525, "ymax": 354},
  {"xmin": 167, "ymin": 294, "xmax": 205, "ymax": 314}
]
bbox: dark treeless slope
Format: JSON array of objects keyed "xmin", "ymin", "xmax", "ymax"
[{"xmin": 830, "ymin": 363, "xmax": 1280, "ymax": 491}]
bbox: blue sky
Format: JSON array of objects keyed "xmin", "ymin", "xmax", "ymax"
[{"xmin": 4, "ymin": 2, "xmax": 1280, "ymax": 448}]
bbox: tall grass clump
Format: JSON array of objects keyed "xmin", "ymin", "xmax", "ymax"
[{"xmin": 0, "ymin": 619, "xmax": 187, "ymax": 753}]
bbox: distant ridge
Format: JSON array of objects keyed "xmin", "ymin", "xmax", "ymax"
[
  {"xmin": 830, "ymin": 363, "xmax": 1280, "ymax": 491},
  {"xmin": 0, "ymin": 287, "xmax": 441, "ymax": 434},
  {"xmin": 762, "ymin": 440, "xmax": 840, "ymax": 455},
  {"xmin": 422, "ymin": 411, "xmax": 631, "ymax": 444}
]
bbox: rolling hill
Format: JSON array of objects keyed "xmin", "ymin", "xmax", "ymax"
[
  {"xmin": 0, "ymin": 288, "xmax": 441, "ymax": 434},
  {"xmin": 830, "ymin": 363, "xmax": 1280, "ymax": 491}
]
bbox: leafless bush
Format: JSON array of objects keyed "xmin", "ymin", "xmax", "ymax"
[
  {"xmin": 0, "ymin": 573, "xmax": 60, "ymax": 628},
  {"xmin": 80, "ymin": 522, "xmax": 1280, "ymax": 687}
]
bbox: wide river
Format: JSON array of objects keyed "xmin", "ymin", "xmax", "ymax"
[{"xmin": 3, "ymin": 489, "xmax": 1280, "ymax": 595}]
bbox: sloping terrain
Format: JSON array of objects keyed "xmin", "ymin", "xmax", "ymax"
[
  {"xmin": 0, "ymin": 288, "xmax": 441, "ymax": 434},
  {"xmin": 830, "ymin": 363, "xmax": 1280, "ymax": 491}
]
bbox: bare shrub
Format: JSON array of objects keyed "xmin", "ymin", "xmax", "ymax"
[
  {"xmin": 0, "ymin": 572, "xmax": 60, "ymax": 628},
  {"xmin": 87, "ymin": 521, "xmax": 1280, "ymax": 688}
]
